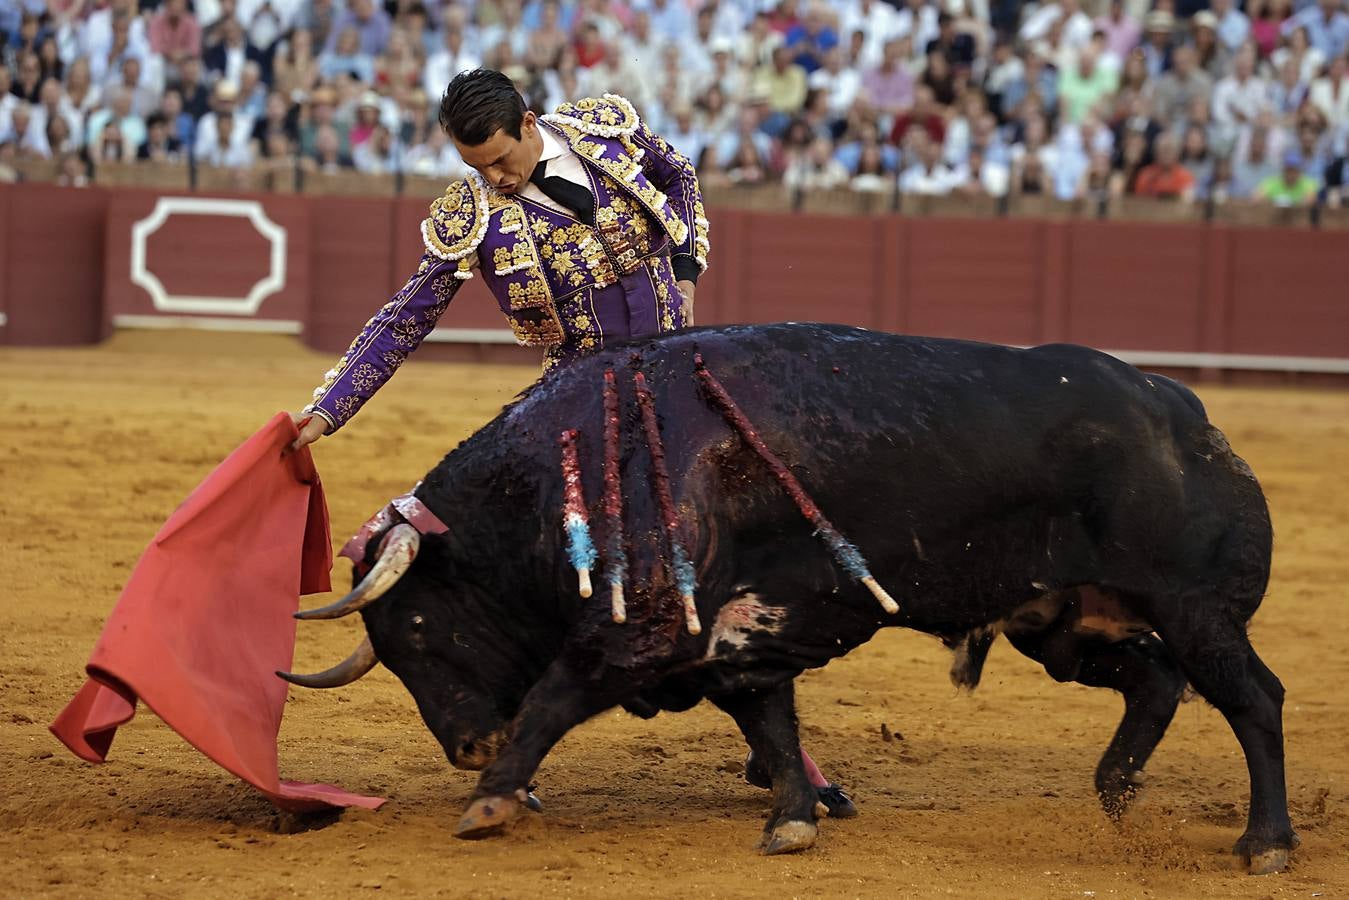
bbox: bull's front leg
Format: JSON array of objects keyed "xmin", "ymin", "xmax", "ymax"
[
  {"xmin": 714, "ymin": 680, "xmax": 825, "ymax": 854},
  {"xmin": 453, "ymin": 655, "xmax": 628, "ymax": 839}
]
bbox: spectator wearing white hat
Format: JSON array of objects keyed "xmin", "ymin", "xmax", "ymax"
[
  {"xmin": 1140, "ymin": 9, "xmax": 1175, "ymax": 78},
  {"xmin": 1192, "ymin": 11, "xmax": 1233, "ymax": 80},
  {"xmin": 193, "ymin": 80, "xmax": 253, "ymax": 163}
]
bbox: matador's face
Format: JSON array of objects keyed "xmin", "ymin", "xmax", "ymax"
[{"xmin": 455, "ymin": 111, "xmax": 543, "ymax": 195}]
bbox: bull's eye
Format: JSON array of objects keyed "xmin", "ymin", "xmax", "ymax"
[{"xmin": 410, "ymin": 614, "xmax": 425, "ymax": 632}]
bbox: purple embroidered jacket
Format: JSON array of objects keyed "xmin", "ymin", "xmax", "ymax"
[{"xmin": 305, "ymin": 94, "xmax": 710, "ymax": 432}]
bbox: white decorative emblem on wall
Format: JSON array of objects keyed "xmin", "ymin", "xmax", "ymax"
[{"xmin": 130, "ymin": 197, "xmax": 287, "ymax": 315}]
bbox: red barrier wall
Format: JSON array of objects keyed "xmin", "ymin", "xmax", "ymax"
[
  {"xmin": 102, "ymin": 189, "xmax": 312, "ymax": 332},
  {"xmin": 3, "ymin": 182, "xmax": 1346, "ymax": 376},
  {"xmin": 3, "ymin": 184, "xmax": 108, "ymax": 346}
]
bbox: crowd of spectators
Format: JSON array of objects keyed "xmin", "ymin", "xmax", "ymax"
[{"xmin": 1, "ymin": 0, "xmax": 1347, "ymax": 208}]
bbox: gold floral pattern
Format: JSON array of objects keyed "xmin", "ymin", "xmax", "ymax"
[
  {"xmin": 350, "ymin": 362, "xmax": 380, "ymax": 391},
  {"xmin": 544, "ymin": 94, "xmax": 640, "ymax": 138},
  {"xmin": 334, "ymin": 395, "xmax": 364, "ymax": 423},
  {"xmin": 392, "ymin": 316, "xmax": 424, "ymax": 347},
  {"xmin": 381, "ymin": 349, "xmax": 407, "ymax": 370},
  {"xmin": 421, "ymin": 177, "xmax": 489, "ymax": 261}
]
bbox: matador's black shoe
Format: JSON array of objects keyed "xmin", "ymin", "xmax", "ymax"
[
  {"xmin": 743, "ymin": 753, "xmax": 859, "ymax": 818},
  {"xmin": 815, "ymin": 782, "xmax": 858, "ymax": 818}
]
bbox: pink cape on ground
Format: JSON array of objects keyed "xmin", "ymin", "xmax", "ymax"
[{"xmin": 49, "ymin": 413, "xmax": 385, "ymax": 812}]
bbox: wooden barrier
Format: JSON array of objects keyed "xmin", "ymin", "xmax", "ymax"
[
  {"xmin": 1, "ymin": 181, "xmax": 1346, "ymax": 379},
  {"xmin": 2, "ymin": 183, "xmax": 108, "ymax": 345}
]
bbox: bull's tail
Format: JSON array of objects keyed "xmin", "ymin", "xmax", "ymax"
[{"xmin": 947, "ymin": 626, "xmax": 999, "ymax": 691}]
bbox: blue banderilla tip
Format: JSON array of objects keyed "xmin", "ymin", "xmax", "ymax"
[
  {"xmin": 564, "ymin": 515, "xmax": 598, "ymax": 572},
  {"xmin": 818, "ymin": 529, "xmax": 874, "ymax": 582},
  {"xmin": 672, "ymin": 542, "xmax": 697, "ymax": 599}
]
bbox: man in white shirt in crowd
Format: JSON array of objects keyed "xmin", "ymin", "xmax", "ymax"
[
  {"xmin": 840, "ymin": 0, "xmax": 900, "ymax": 71},
  {"xmin": 193, "ymin": 81, "xmax": 253, "ymax": 163},
  {"xmin": 900, "ymin": 132, "xmax": 959, "ymax": 195},
  {"xmin": 1212, "ymin": 44, "xmax": 1272, "ymax": 140},
  {"xmin": 1022, "ymin": 0, "xmax": 1094, "ymax": 52},
  {"xmin": 422, "ymin": 9, "xmax": 482, "ymax": 103}
]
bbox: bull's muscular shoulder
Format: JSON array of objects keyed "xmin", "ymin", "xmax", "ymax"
[
  {"xmin": 421, "ymin": 176, "xmax": 490, "ymax": 261},
  {"xmin": 545, "ymin": 94, "xmax": 641, "ymax": 138}
]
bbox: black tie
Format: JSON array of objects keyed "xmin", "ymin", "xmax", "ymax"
[{"xmin": 530, "ymin": 160, "xmax": 595, "ymax": 225}]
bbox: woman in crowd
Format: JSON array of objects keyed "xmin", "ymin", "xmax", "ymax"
[
  {"xmin": 275, "ymin": 27, "xmax": 321, "ymax": 98},
  {"xmin": 1179, "ymin": 121, "xmax": 1215, "ymax": 188},
  {"xmin": 1110, "ymin": 125, "xmax": 1152, "ymax": 196},
  {"xmin": 1248, "ymin": 0, "xmax": 1293, "ymax": 59},
  {"xmin": 375, "ymin": 28, "xmax": 422, "ymax": 94}
]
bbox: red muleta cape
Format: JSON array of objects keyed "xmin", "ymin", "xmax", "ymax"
[{"xmin": 49, "ymin": 413, "xmax": 384, "ymax": 812}]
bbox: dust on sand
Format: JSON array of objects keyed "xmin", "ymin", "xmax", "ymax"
[{"xmin": 2, "ymin": 331, "xmax": 1346, "ymax": 898}]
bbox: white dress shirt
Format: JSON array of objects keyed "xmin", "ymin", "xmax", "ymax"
[{"xmin": 520, "ymin": 124, "xmax": 592, "ymax": 217}]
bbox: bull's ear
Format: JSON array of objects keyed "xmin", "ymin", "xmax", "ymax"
[{"xmin": 277, "ymin": 636, "xmax": 379, "ymax": 688}]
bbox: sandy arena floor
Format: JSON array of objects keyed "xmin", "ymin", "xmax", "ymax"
[{"xmin": 1, "ymin": 330, "xmax": 1346, "ymax": 898}]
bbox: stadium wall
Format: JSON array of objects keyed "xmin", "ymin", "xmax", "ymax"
[{"xmin": 2, "ymin": 182, "xmax": 1346, "ymax": 379}]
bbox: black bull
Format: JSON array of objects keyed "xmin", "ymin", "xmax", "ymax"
[{"xmin": 286, "ymin": 323, "xmax": 1295, "ymax": 872}]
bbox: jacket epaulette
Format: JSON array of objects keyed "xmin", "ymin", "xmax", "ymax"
[
  {"xmin": 421, "ymin": 176, "xmax": 490, "ymax": 274},
  {"xmin": 543, "ymin": 94, "xmax": 641, "ymax": 139}
]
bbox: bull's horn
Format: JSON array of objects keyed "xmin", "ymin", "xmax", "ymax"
[
  {"xmin": 277, "ymin": 635, "xmax": 378, "ymax": 688},
  {"xmin": 295, "ymin": 523, "xmax": 420, "ymax": 620}
]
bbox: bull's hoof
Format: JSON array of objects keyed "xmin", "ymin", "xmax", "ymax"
[
  {"xmin": 758, "ymin": 819, "xmax": 818, "ymax": 855},
  {"xmin": 817, "ymin": 783, "xmax": 858, "ymax": 819},
  {"xmin": 1233, "ymin": 830, "xmax": 1298, "ymax": 875},
  {"xmin": 1096, "ymin": 768, "xmax": 1146, "ymax": 820},
  {"xmin": 1243, "ymin": 848, "xmax": 1290, "ymax": 876},
  {"xmin": 454, "ymin": 794, "xmax": 521, "ymax": 839}
]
